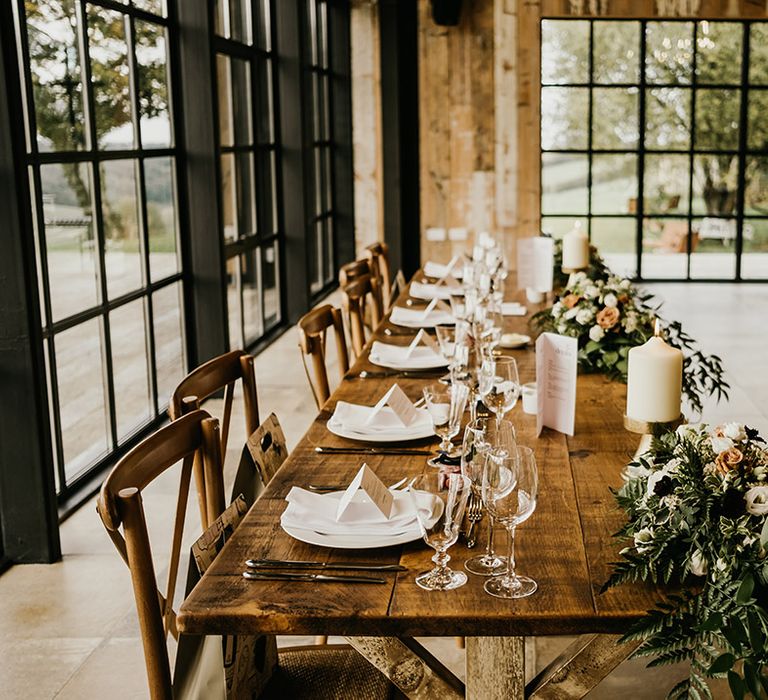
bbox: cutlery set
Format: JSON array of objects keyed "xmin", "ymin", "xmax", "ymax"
[{"xmin": 242, "ymin": 558, "xmax": 406, "ymax": 584}]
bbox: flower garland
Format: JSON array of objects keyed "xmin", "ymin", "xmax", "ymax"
[{"xmin": 604, "ymin": 423, "xmax": 768, "ymax": 699}]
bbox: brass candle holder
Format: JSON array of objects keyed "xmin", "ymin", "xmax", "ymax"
[
  {"xmin": 561, "ymin": 265, "xmax": 587, "ymax": 275},
  {"xmin": 624, "ymin": 414, "xmax": 685, "ymax": 460}
]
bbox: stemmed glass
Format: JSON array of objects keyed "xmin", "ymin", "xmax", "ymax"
[
  {"xmin": 423, "ymin": 382, "xmax": 469, "ymax": 461},
  {"xmin": 460, "ymin": 418, "xmax": 517, "ymax": 576},
  {"xmin": 478, "ymin": 356, "xmax": 521, "ymax": 428},
  {"xmin": 408, "ymin": 472, "xmax": 472, "ymax": 591},
  {"xmin": 481, "ymin": 446, "xmax": 538, "ymax": 599}
]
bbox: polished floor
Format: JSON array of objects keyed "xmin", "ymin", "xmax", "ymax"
[{"xmin": 1, "ymin": 283, "xmax": 765, "ymax": 699}]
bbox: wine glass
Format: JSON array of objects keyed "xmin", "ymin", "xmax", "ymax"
[
  {"xmin": 460, "ymin": 418, "xmax": 517, "ymax": 576},
  {"xmin": 422, "ymin": 382, "xmax": 469, "ymax": 460},
  {"xmin": 478, "ymin": 356, "xmax": 521, "ymax": 427},
  {"xmin": 408, "ymin": 472, "xmax": 472, "ymax": 591},
  {"xmin": 481, "ymin": 446, "xmax": 538, "ymax": 599}
]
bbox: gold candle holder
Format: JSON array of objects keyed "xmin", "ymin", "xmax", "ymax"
[
  {"xmin": 561, "ymin": 266, "xmax": 587, "ymax": 274},
  {"xmin": 624, "ymin": 414, "xmax": 685, "ymax": 459}
]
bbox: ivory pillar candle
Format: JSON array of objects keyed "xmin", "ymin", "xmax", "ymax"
[
  {"xmin": 562, "ymin": 222, "xmax": 589, "ymax": 271},
  {"xmin": 626, "ymin": 325, "xmax": 683, "ymax": 423}
]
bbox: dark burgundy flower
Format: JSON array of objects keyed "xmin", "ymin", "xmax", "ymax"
[
  {"xmin": 653, "ymin": 475, "xmax": 675, "ymax": 498},
  {"xmin": 719, "ymin": 488, "xmax": 746, "ymax": 520}
]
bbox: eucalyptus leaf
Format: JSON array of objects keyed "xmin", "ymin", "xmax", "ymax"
[
  {"xmin": 737, "ymin": 574, "xmax": 755, "ymax": 605},
  {"xmin": 708, "ymin": 653, "xmax": 735, "ymax": 676},
  {"xmin": 728, "ymin": 671, "xmax": 746, "ymax": 700}
]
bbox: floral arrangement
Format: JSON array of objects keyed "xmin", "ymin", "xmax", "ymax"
[
  {"xmin": 604, "ymin": 423, "xmax": 768, "ymax": 700},
  {"xmin": 530, "ymin": 271, "xmax": 729, "ymax": 415}
]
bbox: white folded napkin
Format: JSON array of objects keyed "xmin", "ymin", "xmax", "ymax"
[
  {"xmin": 409, "ymin": 281, "xmax": 460, "ymax": 301},
  {"xmin": 390, "ymin": 305, "xmax": 455, "ymax": 328},
  {"xmin": 423, "ymin": 261, "xmax": 464, "ymax": 280},
  {"xmin": 330, "ymin": 401, "xmax": 432, "ymax": 437},
  {"xmin": 369, "ymin": 341, "xmax": 446, "ymax": 369},
  {"xmin": 502, "ymin": 302, "xmax": 527, "ymax": 316}
]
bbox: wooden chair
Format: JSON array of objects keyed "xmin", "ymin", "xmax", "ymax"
[
  {"xmin": 364, "ymin": 242, "xmax": 392, "ymax": 310},
  {"xmin": 338, "ymin": 258, "xmax": 373, "ymax": 287},
  {"xmin": 169, "ymin": 350, "xmax": 259, "ymax": 527},
  {"xmin": 96, "ymin": 410, "xmax": 225, "ymax": 700},
  {"xmin": 298, "ymin": 305, "xmax": 350, "ymax": 408},
  {"xmin": 341, "ymin": 273, "xmax": 383, "ymax": 359}
]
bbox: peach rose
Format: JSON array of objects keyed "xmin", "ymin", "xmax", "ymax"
[
  {"xmin": 563, "ymin": 294, "xmax": 581, "ymax": 309},
  {"xmin": 715, "ymin": 447, "xmax": 744, "ymax": 475},
  {"xmin": 596, "ymin": 306, "xmax": 620, "ymax": 329}
]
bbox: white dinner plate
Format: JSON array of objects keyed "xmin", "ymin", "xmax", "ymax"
[
  {"xmin": 281, "ymin": 523, "xmax": 422, "ymax": 549},
  {"xmin": 389, "ymin": 307, "xmax": 455, "ymax": 329},
  {"xmin": 368, "ymin": 348, "xmax": 448, "ymax": 370},
  {"xmin": 326, "ymin": 417, "xmax": 435, "ymax": 443},
  {"xmin": 499, "ymin": 332, "xmax": 531, "ymax": 349}
]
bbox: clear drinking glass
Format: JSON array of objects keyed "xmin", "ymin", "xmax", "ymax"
[
  {"xmin": 478, "ymin": 356, "xmax": 521, "ymax": 427},
  {"xmin": 408, "ymin": 472, "xmax": 472, "ymax": 591},
  {"xmin": 482, "ymin": 446, "xmax": 538, "ymax": 599},
  {"xmin": 423, "ymin": 382, "xmax": 469, "ymax": 458},
  {"xmin": 461, "ymin": 418, "xmax": 517, "ymax": 576}
]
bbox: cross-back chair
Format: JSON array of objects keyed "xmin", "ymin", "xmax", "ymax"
[
  {"xmin": 96, "ymin": 410, "xmax": 225, "ymax": 700},
  {"xmin": 297, "ymin": 304, "xmax": 350, "ymax": 408},
  {"xmin": 342, "ymin": 273, "xmax": 382, "ymax": 359},
  {"xmin": 169, "ymin": 350, "xmax": 259, "ymax": 527},
  {"xmin": 364, "ymin": 242, "xmax": 392, "ymax": 309}
]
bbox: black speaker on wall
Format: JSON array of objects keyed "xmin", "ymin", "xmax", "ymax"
[{"xmin": 431, "ymin": 0, "xmax": 463, "ymax": 26}]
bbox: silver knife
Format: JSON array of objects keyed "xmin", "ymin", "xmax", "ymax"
[
  {"xmin": 314, "ymin": 446, "xmax": 433, "ymax": 456},
  {"xmin": 242, "ymin": 570, "xmax": 385, "ymax": 584},
  {"xmin": 245, "ymin": 558, "xmax": 406, "ymax": 572}
]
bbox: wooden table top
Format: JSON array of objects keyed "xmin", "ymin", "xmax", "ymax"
[{"xmin": 178, "ymin": 275, "xmax": 662, "ymax": 638}]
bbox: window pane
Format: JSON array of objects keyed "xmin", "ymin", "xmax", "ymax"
[
  {"xmin": 257, "ymin": 149, "xmax": 277, "ymax": 235},
  {"xmin": 592, "ymin": 88, "xmax": 639, "ymax": 149},
  {"xmin": 242, "ymin": 250, "xmax": 263, "ymax": 344},
  {"xmin": 541, "ymin": 20, "xmax": 589, "ymax": 85},
  {"xmin": 25, "ymin": 0, "xmax": 87, "ymax": 152},
  {"xmin": 541, "ymin": 87, "xmax": 589, "ymax": 150},
  {"xmin": 644, "ymin": 154, "xmax": 690, "ymax": 215},
  {"xmin": 262, "ymin": 242, "xmax": 280, "ymax": 328},
  {"xmin": 693, "ymin": 154, "xmax": 739, "ymax": 217},
  {"xmin": 541, "ymin": 217, "xmax": 588, "ymax": 239},
  {"xmin": 313, "ymin": 147, "xmax": 323, "ymax": 215},
  {"xmin": 229, "ymin": 0, "xmax": 252, "ymax": 44},
  {"xmin": 591, "ymin": 218, "xmax": 637, "ymax": 278},
  {"xmin": 324, "ymin": 217, "xmax": 334, "ymax": 284},
  {"xmin": 236, "ymin": 152, "xmax": 256, "ymax": 236},
  {"xmin": 231, "ymin": 58, "xmax": 253, "ymax": 146},
  {"xmin": 217, "ymin": 55, "xmax": 233, "ymax": 147},
  {"xmin": 645, "ymin": 88, "xmax": 691, "ymax": 150},
  {"xmin": 641, "ymin": 218, "xmax": 689, "ymax": 279},
  {"xmin": 695, "ymin": 89, "xmax": 739, "ymax": 150},
  {"xmin": 742, "ymin": 219, "xmax": 768, "ymax": 279},
  {"xmin": 152, "ymin": 282, "xmax": 185, "ymax": 409},
  {"xmin": 591, "ymin": 154, "xmax": 638, "ymax": 215},
  {"xmin": 747, "ymin": 91, "xmax": 768, "ymax": 150},
  {"xmin": 695, "ymin": 22, "xmax": 742, "ymax": 85},
  {"xmin": 135, "ymin": 21, "xmax": 171, "ymax": 148},
  {"xmin": 593, "ymin": 21, "xmax": 640, "ymax": 84},
  {"xmin": 133, "ymin": 0, "xmax": 166, "ymax": 16},
  {"xmin": 256, "ymin": 59, "xmax": 275, "ymax": 144},
  {"xmin": 220, "ymin": 154, "xmax": 237, "ymax": 242},
  {"xmin": 101, "ymin": 159, "xmax": 143, "ymax": 298},
  {"xmin": 255, "ymin": 0, "xmax": 272, "ymax": 51},
  {"xmin": 690, "ymin": 218, "xmax": 736, "ymax": 279},
  {"xmin": 87, "ymin": 8, "xmax": 134, "ymax": 150},
  {"xmin": 226, "ymin": 257, "xmax": 242, "ymax": 350},
  {"xmin": 145, "ymin": 157, "xmax": 180, "ymax": 281},
  {"xmin": 214, "ymin": 0, "xmax": 226, "ymax": 36},
  {"xmin": 110, "ymin": 299, "xmax": 151, "ymax": 440},
  {"xmin": 749, "ymin": 24, "xmax": 768, "ymax": 85},
  {"xmin": 645, "ymin": 22, "xmax": 694, "ymax": 85},
  {"xmin": 541, "ymin": 153, "xmax": 588, "ymax": 215},
  {"xmin": 40, "ymin": 162, "xmax": 99, "ymax": 321},
  {"xmin": 55, "ymin": 318, "xmax": 110, "ymax": 482},
  {"xmin": 745, "ymin": 156, "xmax": 768, "ymax": 216}
]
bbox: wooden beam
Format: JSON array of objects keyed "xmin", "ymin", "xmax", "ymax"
[{"xmin": 465, "ymin": 636, "xmax": 525, "ymax": 700}]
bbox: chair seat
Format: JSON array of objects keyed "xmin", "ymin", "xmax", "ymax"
[{"xmin": 262, "ymin": 644, "xmax": 394, "ymax": 699}]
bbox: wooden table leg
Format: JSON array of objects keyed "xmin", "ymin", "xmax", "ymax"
[
  {"xmin": 345, "ymin": 636, "xmax": 464, "ymax": 699},
  {"xmin": 526, "ymin": 634, "xmax": 642, "ymax": 699},
  {"xmin": 465, "ymin": 636, "xmax": 525, "ymax": 700}
]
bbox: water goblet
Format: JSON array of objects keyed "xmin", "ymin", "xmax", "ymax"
[
  {"xmin": 481, "ymin": 446, "xmax": 538, "ymax": 599},
  {"xmin": 423, "ymin": 382, "xmax": 470, "ymax": 461},
  {"xmin": 478, "ymin": 356, "xmax": 521, "ymax": 428},
  {"xmin": 460, "ymin": 418, "xmax": 517, "ymax": 576},
  {"xmin": 408, "ymin": 472, "xmax": 472, "ymax": 591}
]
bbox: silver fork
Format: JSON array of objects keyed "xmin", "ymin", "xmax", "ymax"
[{"xmin": 465, "ymin": 492, "xmax": 484, "ymax": 548}]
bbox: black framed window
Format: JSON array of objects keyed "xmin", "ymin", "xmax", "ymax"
[
  {"xmin": 13, "ymin": 0, "xmax": 187, "ymax": 501},
  {"xmin": 303, "ymin": 0, "xmax": 336, "ymax": 297},
  {"xmin": 213, "ymin": 0, "xmax": 283, "ymax": 350},
  {"xmin": 540, "ymin": 19, "xmax": 768, "ymax": 281}
]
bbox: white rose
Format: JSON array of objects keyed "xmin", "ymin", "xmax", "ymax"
[
  {"xmin": 584, "ymin": 285, "xmax": 599, "ymax": 299},
  {"xmin": 711, "ymin": 436, "xmax": 734, "ymax": 453},
  {"xmin": 676, "ymin": 423, "xmax": 702, "ymax": 440},
  {"xmin": 723, "ymin": 423, "xmax": 747, "ymax": 442},
  {"xmin": 745, "ymin": 486, "xmax": 768, "ymax": 516},
  {"xmin": 564, "ymin": 307, "xmax": 579, "ymax": 320},
  {"xmin": 575, "ymin": 308, "xmax": 594, "ymax": 325},
  {"xmin": 690, "ymin": 550, "xmax": 707, "ymax": 576},
  {"xmin": 569, "ymin": 272, "xmax": 587, "ymax": 287},
  {"xmin": 557, "ymin": 323, "xmax": 569, "ymax": 334},
  {"xmin": 603, "ymin": 293, "xmax": 618, "ymax": 308},
  {"xmin": 634, "ymin": 527, "xmax": 654, "ymax": 553},
  {"xmin": 620, "ymin": 279, "xmax": 632, "ymax": 290},
  {"xmin": 589, "ymin": 325, "xmax": 605, "ymax": 342},
  {"xmin": 552, "ymin": 302, "xmax": 564, "ymax": 317}
]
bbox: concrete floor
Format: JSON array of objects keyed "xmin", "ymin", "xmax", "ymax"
[{"xmin": 1, "ymin": 283, "xmax": 765, "ymax": 699}]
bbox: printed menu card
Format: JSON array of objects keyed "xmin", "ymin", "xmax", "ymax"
[
  {"xmin": 517, "ymin": 237, "xmax": 554, "ymax": 293},
  {"xmin": 535, "ymin": 332, "xmax": 577, "ymax": 437}
]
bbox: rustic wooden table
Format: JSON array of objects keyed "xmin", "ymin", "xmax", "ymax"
[{"xmin": 178, "ymin": 275, "xmax": 663, "ymax": 699}]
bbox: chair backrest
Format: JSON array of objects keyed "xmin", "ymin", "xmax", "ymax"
[
  {"xmin": 97, "ymin": 410, "xmax": 224, "ymax": 700},
  {"xmin": 297, "ymin": 304, "xmax": 350, "ymax": 408},
  {"xmin": 245, "ymin": 413, "xmax": 288, "ymax": 485},
  {"xmin": 169, "ymin": 350, "xmax": 259, "ymax": 525},
  {"xmin": 338, "ymin": 258, "xmax": 372, "ymax": 287},
  {"xmin": 365, "ymin": 242, "xmax": 392, "ymax": 309},
  {"xmin": 341, "ymin": 273, "xmax": 382, "ymax": 359}
]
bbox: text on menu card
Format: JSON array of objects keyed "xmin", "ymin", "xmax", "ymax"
[
  {"xmin": 535, "ymin": 332, "xmax": 577, "ymax": 436},
  {"xmin": 516, "ymin": 237, "xmax": 554, "ymax": 293},
  {"xmin": 336, "ymin": 463, "xmax": 394, "ymax": 521},
  {"xmin": 366, "ymin": 383, "xmax": 419, "ymax": 426}
]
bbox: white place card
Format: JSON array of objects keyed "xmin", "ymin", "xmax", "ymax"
[
  {"xmin": 535, "ymin": 332, "xmax": 577, "ymax": 437},
  {"xmin": 336, "ymin": 463, "xmax": 394, "ymax": 521},
  {"xmin": 405, "ymin": 329, "xmax": 440, "ymax": 358},
  {"xmin": 366, "ymin": 383, "xmax": 419, "ymax": 427},
  {"xmin": 421, "ymin": 297, "xmax": 452, "ymax": 319},
  {"xmin": 517, "ymin": 237, "xmax": 554, "ymax": 293}
]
